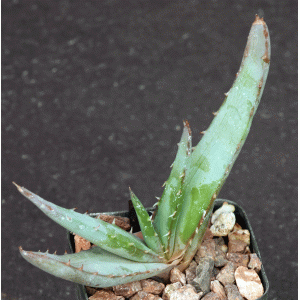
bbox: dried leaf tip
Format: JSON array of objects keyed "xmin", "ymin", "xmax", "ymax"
[
  {"xmin": 128, "ymin": 186, "xmax": 134, "ymax": 195},
  {"xmin": 183, "ymin": 119, "xmax": 192, "ymax": 135},
  {"xmin": 13, "ymin": 182, "xmax": 23, "ymax": 192},
  {"xmin": 254, "ymin": 14, "xmax": 265, "ymax": 25}
]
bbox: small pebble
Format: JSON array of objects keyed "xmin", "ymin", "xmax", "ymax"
[
  {"xmin": 195, "ymin": 239, "xmax": 216, "ymax": 262},
  {"xmin": 130, "ymin": 291, "xmax": 162, "ymax": 300},
  {"xmin": 235, "ymin": 266, "xmax": 264, "ymax": 300},
  {"xmin": 228, "ymin": 240, "xmax": 247, "ymax": 253},
  {"xmin": 248, "ymin": 253, "xmax": 262, "ymax": 273},
  {"xmin": 214, "ymin": 244, "xmax": 228, "ymax": 267},
  {"xmin": 74, "ymin": 234, "xmax": 91, "ymax": 253},
  {"xmin": 141, "ymin": 279, "xmax": 165, "ymax": 295},
  {"xmin": 201, "ymin": 291, "xmax": 221, "ymax": 300},
  {"xmin": 210, "ymin": 212, "xmax": 236, "ymax": 236},
  {"xmin": 211, "ymin": 202, "xmax": 235, "ymax": 224},
  {"xmin": 170, "ymin": 267, "xmax": 186, "ymax": 285},
  {"xmin": 89, "ymin": 289, "xmax": 125, "ymax": 299},
  {"xmin": 210, "ymin": 280, "xmax": 226, "ymax": 299},
  {"xmin": 228, "ymin": 229, "xmax": 250, "ymax": 245},
  {"xmin": 113, "ymin": 281, "xmax": 142, "ymax": 298},
  {"xmin": 226, "ymin": 253, "xmax": 249, "ymax": 267},
  {"xmin": 191, "ymin": 257, "xmax": 214, "ymax": 293},
  {"xmin": 185, "ymin": 260, "xmax": 197, "ymax": 284},
  {"xmin": 224, "ymin": 284, "xmax": 243, "ymax": 300},
  {"xmin": 216, "ymin": 262, "xmax": 236, "ymax": 285}
]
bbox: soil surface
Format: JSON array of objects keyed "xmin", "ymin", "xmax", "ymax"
[{"xmin": 2, "ymin": 1, "xmax": 297, "ymax": 299}]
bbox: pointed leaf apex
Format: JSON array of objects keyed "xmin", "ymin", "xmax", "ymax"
[
  {"xmin": 183, "ymin": 120, "xmax": 192, "ymax": 135},
  {"xmin": 254, "ymin": 14, "xmax": 264, "ymax": 24},
  {"xmin": 13, "ymin": 182, "xmax": 24, "ymax": 193},
  {"xmin": 128, "ymin": 187, "xmax": 134, "ymax": 196}
]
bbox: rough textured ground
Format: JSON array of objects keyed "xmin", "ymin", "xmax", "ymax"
[{"xmin": 2, "ymin": 1, "xmax": 297, "ymax": 299}]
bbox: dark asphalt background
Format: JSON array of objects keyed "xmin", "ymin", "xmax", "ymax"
[{"xmin": 2, "ymin": 1, "xmax": 297, "ymax": 299}]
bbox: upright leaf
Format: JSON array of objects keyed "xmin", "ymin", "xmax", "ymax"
[
  {"xmin": 172, "ymin": 16, "xmax": 271, "ymax": 258},
  {"xmin": 153, "ymin": 121, "xmax": 191, "ymax": 258},
  {"xmin": 129, "ymin": 189, "xmax": 165, "ymax": 257}
]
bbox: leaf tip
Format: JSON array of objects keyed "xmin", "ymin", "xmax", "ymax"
[
  {"xmin": 253, "ymin": 14, "xmax": 265, "ymax": 25},
  {"xmin": 13, "ymin": 182, "xmax": 23, "ymax": 193}
]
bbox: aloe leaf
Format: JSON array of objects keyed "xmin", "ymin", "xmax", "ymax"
[
  {"xmin": 129, "ymin": 189, "xmax": 165, "ymax": 257},
  {"xmin": 19, "ymin": 246, "xmax": 171, "ymax": 288},
  {"xmin": 172, "ymin": 16, "xmax": 271, "ymax": 256},
  {"xmin": 14, "ymin": 183, "xmax": 164, "ymax": 263},
  {"xmin": 178, "ymin": 204, "xmax": 214, "ymax": 270},
  {"xmin": 153, "ymin": 121, "xmax": 191, "ymax": 256}
]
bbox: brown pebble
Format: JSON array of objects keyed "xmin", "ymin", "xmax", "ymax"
[
  {"xmin": 201, "ymin": 291, "xmax": 221, "ymax": 300},
  {"xmin": 74, "ymin": 235, "xmax": 91, "ymax": 253},
  {"xmin": 214, "ymin": 244, "xmax": 228, "ymax": 267},
  {"xmin": 226, "ymin": 253, "xmax": 249, "ymax": 267},
  {"xmin": 216, "ymin": 262, "xmax": 237, "ymax": 285},
  {"xmin": 185, "ymin": 260, "xmax": 197, "ymax": 284},
  {"xmin": 224, "ymin": 283, "xmax": 243, "ymax": 300},
  {"xmin": 130, "ymin": 291, "xmax": 162, "ymax": 300},
  {"xmin": 141, "ymin": 279, "xmax": 165, "ymax": 295},
  {"xmin": 113, "ymin": 281, "xmax": 142, "ymax": 298},
  {"xmin": 89, "ymin": 289, "xmax": 125, "ymax": 300},
  {"xmin": 248, "ymin": 253, "xmax": 262, "ymax": 273},
  {"xmin": 210, "ymin": 280, "xmax": 226, "ymax": 299},
  {"xmin": 228, "ymin": 240, "xmax": 248, "ymax": 253},
  {"xmin": 203, "ymin": 227, "xmax": 214, "ymax": 240},
  {"xmin": 195, "ymin": 239, "xmax": 216, "ymax": 262},
  {"xmin": 228, "ymin": 229, "xmax": 250, "ymax": 245}
]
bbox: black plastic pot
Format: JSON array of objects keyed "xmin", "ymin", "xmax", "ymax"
[{"xmin": 67, "ymin": 199, "xmax": 269, "ymax": 300}]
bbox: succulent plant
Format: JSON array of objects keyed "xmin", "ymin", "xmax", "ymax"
[{"xmin": 15, "ymin": 16, "xmax": 270, "ymax": 288}]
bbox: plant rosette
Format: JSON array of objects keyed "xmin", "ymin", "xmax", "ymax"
[
  {"xmin": 14, "ymin": 15, "xmax": 270, "ymax": 300},
  {"xmin": 69, "ymin": 199, "xmax": 269, "ymax": 300}
]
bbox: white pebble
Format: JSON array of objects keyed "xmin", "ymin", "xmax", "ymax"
[
  {"xmin": 210, "ymin": 212, "xmax": 236, "ymax": 236},
  {"xmin": 211, "ymin": 202, "xmax": 235, "ymax": 224}
]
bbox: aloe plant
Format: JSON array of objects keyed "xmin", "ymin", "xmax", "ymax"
[{"xmin": 15, "ymin": 16, "xmax": 270, "ymax": 288}]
